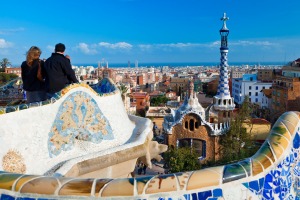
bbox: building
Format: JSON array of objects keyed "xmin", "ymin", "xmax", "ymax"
[
  {"xmin": 163, "ymin": 13, "xmax": 235, "ymax": 163},
  {"xmin": 232, "ymin": 74, "xmax": 272, "ymax": 106},
  {"xmin": 230, "ymin": 69, "xmax": 245, "ymax": 79},
  {"xmin": 5, "ymin": 67, "xmax": 22, "ymax": 77},
  {"xmin": 270, "ymin": 60, "xmax": 300, "ymax": 122},
  {"xmin": 131, "ymin": 92, "xmax": 150, "ymax": 114},
  {"xmin": 169, "ymin": 77, "xmax": 190, "ymax": 98},
  {"xmin": 257, "ymin": 69, "xmax": 275, "ymax": 82},
  {"xmin": 271, "ymin": 76, "xmax": 300, "ymax": 121}
]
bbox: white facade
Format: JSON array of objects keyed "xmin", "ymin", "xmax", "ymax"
[{"xmin": 232, "ymin": 75, "xmax": 272, "ymax": 107}]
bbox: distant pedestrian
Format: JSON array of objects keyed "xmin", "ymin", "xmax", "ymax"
[
  {"xmin": 138, "ymin": 162, "xmax": 143, "ymax": 175},
  {"xmin": 143, "ymin": 164, "xmax": 147, "ymax": 175}
]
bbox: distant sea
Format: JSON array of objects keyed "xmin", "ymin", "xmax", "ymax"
[{"xmin": 72, "ymin": 62, "xmax": 284, "ymax": 68}]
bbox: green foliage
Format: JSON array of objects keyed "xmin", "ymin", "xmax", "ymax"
[
  {"xmin": 0, "ymin": 73, "xmax": 18, "ymax": 84},
  {"xmin": 150, "ymin": 95, "xmax": 168, "ymax": 106},
  {"xmin": 0, "ymin": 58, "xmax": 11, "ymax": 69},
  {"xmin": 218, "ymin": 95, "xmax": 258, "ymax": 164},
  {"xmin": 163, "ymin": 147, "xmax": 202, "ymax": 173},
  {"xmin": 117, "ymin": 83, "xmax": 129, "ymax": 101}
]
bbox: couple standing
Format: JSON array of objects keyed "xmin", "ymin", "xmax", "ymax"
[{"xmin": 21, "ymin": 43, "xmax": 79, "ymax": 103}]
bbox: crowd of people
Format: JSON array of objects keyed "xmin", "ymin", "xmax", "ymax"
[{"xmin": 21, "ymin": 43, "xmax": 79, "ymax": 103}]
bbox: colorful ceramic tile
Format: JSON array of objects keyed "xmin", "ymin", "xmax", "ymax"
[
  {"xmin": 175, "ymin": 172, "xmax": 191, "ymax": 190},
  {"xmin": 0, "ymin": 194, "xmax": 15, "ymax": 200},
  {"xmin": 14, "ymin": 175, "xmax": 38, "ymax": 191},
  {"xmin": 100, "ymin": 178, "xmax": 134, "ymax": 197},
  {"xmin": 58, "ymin": 178, "xmax": 93, "ymax": 196},
  {"xmin": 223, "ymin": 163, "xmax": 247, "ymax": 183},
  {"xmin": 252, "ymin": 158, "xmax": 264, "ymax": 176},
  {"xmin": 91, "ymin": 78, "xmax": 116, "ymax": 94},
  {"xmin": 279, "ymin": 112, "xmax": 298, "ymax": 135},
  {"xmin": 197, "ymin": 190, "xmax": 212, "ymax": 200},
  {"xmin": 0, "ymin": 174, "xmax": 23, "ymax": 190},
  {"xmin": 212, "ymin": 188, "xmax": 223, "ymax": 197},
  {"xmin": 269, "ymin": 140, "xmax": 284, "ymax": 159},
  {"xmin": 94, "ymin": 179, "xmax": 112, "ymax": 195},
  {"xmin": 47, "ymin": 91, "xmax": 114, "ymax": 157},
  {"xmin": 145, "ymin": 174, "xmax": 177, "ymax": 194},
  {"xmin": 293, "ymin": 132, "xmax": 299, "ymax": 149},
  {"xmin": 135, "ymin": 176, "xmax": 153, "ymax": 195},
  {"xmin": 252, "ymin": 146, "xmax": 273, "ymax": 170},
  {"xmin": 238, "ymin": 159, "xmax": 251, "ymax": 177},
  {"xmin": 21, "ymin": 177, "xmax": 59, "ymax": 195},
  {"xmin": 187, "ymin": 169, "xmax": 221, "ymax": 190},
  {"xmin": 271, "ymin": 122, "xmax": 291, "ymax": 141}
]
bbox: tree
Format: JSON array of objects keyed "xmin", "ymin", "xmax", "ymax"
[
  {"xmin": 0, "ymin": 58, "xmax": 12, "ymax": 72},
  {"xmin": 218, "ymin": 96, "xmax": 257, "ymax": 164},
  {"xmin": 0, "ymin": 73, "xmax": 18, "ymax": 84},
  {"xmin": 117, "ymin": 83, "xmax": 129, "ymax": 102},
  {"xmin": 150, "ymin": 95, "xmax": 168, "ymax": 106},
  {"xmin": 163, "ymin": 147, "xmax": 202, "ymax": 173}
]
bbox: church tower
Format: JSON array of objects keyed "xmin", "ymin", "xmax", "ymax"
[{"xmin": 213, "ymin": 13, "xmax": 235, "ymax": 123}]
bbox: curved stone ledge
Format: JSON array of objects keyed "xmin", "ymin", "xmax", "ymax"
[{"xmin": 0, "ymin": 111, "xmax": 298, "ymax": 199}]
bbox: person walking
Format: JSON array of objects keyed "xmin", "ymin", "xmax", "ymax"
[
  {"xmin": 44, "ymin": 43, "xmax": 78, "ymax": 98},
  {"xmin": 21, "ymin": 46, "xmax": 47, "ymax": 103}
]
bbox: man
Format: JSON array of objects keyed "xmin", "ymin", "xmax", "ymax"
[{"xmin": 44, "ymin": 43, "xmax": 78, "ymax": 96}]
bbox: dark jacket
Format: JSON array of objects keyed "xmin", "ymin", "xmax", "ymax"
[
  {"xmin": 44, "ymin": 53, "xmax": 78, "ymax": 93},
  {"xmin": 21, "ymin": 59, "xmax": 46, "ymax": 92}
]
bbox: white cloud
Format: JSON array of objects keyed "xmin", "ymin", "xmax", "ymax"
[
  {"xmin": 98, "ymin": 42, "xmax": 132, "ymax": 49},
  {"xmin": 0, "ymin": 27, "xmax": 25, "ymax": 35},
  {"xmin": 46, "ymin": 45, "xmax": 54, "ymax": 52},
  {"xmin": 231, "ymin": 40, "xmax": 275, "ymax": 46},
  {"xmin": 158, "ymin": 43, "xmax": 195, "ymax": 48},
  {"xmin": 0, "ymin": 39, "xmax": 13, "ymax": 48},
  {"xmin": 77, "ymin": 43, "xmax": 97, "ymax": 55}
]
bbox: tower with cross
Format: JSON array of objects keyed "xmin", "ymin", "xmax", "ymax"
[{"xmin": 212, "ymin": 13, "xmax": 235, "ymax": 124}]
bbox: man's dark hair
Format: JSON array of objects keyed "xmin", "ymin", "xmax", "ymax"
[{"xmin": 55, "ymin": 43, "xmax": 66, "ymax": 53}]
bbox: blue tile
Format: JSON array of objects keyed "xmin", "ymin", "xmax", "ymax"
[
  {"xmin": 191, "ymin": 193, "xmax": 198, "ymax": 200},
  {"xmin": 293, "ymin": 132, "xmax": 299, "ymax": 149},
  {"xmin": 249, "ymin": 180, "xmax": 260, "ymax": 192},
  {"xmin": 264, "ymin": 174, "xmax": 273, "ymax": 189},
  {"xmin": 183, "ymin": 194, "xmax": 190, "ymax": 200},
  {"xmin": 197, "ymin": 190, "xmax": 212, "ymax": 200},
  {"xmin": 0, "ymin": 194, "xmax": 15, "ymax": 200},
  {"xmin": 212, "ymin": 189, "xmax": 223, "ymax": 197},
  {"xmin": 16, "ymin": 198, "xmax": 35, "ymax": 200},
  {"xmin": 262, "ymin": 189, "xmax": 273, "ymax": 199}
]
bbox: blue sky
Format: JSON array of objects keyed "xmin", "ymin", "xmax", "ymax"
[{"xmin": 1, "ymin": 0, "xmax": 300, "ymax": 66}]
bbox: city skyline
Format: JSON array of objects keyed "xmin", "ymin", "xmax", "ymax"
[{"xmin": 1, "ymin": 0, "xmax": 300, "ymax": 66}]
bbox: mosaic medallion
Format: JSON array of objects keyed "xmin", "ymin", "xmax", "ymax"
[
  {"xmin": 2, "ymin": 149, "xmax": 26, "ymax": 173},
  {"xmin": 48, "ymin": 91, "xmax": 114, "ymax": 157}
]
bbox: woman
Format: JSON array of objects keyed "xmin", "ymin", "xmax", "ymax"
[{"xmin": 21, "ymin": 46, "xmax": 47, "ymax": 103}]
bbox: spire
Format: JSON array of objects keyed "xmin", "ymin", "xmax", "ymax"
[
  {"xmin": 213, "ymin": 13, "xmax": 235, "ymax": 111},
  {"xmin": 188, "ymin": 77, "xmax": 194, "ymax": 98}
]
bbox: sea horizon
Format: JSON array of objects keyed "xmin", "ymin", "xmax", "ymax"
[{"xmin": 71, "ymin": 61, "xmax": 285, "ymax": 68}]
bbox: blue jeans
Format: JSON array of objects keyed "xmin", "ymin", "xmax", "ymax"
[{"xmin": 26, "ymin": 90, "xmax": 47, "ymax": 104}]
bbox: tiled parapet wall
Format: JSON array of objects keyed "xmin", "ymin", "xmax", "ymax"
[
  {"xmin": 0, "ymin": 111, "xmax": 299, "ymax": 199},
  {"xmin": 0, "ymin": 78, "xmax": 117, "ymax": 114},
  {"xmin": 0, "ymin": 78, "xmax": 136, "ymax": 175}
]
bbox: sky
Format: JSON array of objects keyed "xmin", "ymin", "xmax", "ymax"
[{"xmin": 1, "ymin": 0, "xmax": 300, "ymax": 66}]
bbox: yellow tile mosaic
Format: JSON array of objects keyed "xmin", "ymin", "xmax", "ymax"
[
  {"xmin": 187, "ymin": 169, "xmax": 221, "ymax": 190},
  {"xmin": 145, "ymin": 174, "xmax": 177, "ymax": 194}
]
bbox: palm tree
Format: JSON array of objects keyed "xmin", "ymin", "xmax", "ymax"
[
  {"xmin": 0, "ymin": 58, "xmax": 11, "ymax": 71},
  {"xmin": 118, "ymin": 83, "xmax": 129, "ymax": 102}
]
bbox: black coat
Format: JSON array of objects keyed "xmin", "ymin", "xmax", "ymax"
[
  {"xmin": 44, "ymin": 53, "xmax": 78, "ymax": 93},
  {"xmin": 21, "ymin": 60, "xmax": 46, "ymax": 92}
]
